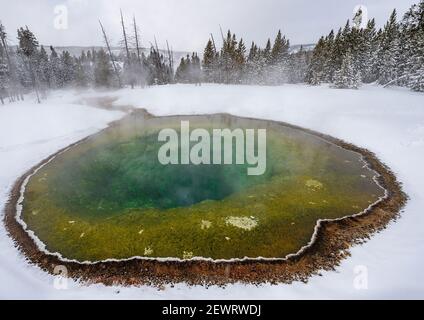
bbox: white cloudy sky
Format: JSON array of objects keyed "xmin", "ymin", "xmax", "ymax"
[{"xmin": 0, "ymin": 0, "xmax": 419, "ymax": 51}]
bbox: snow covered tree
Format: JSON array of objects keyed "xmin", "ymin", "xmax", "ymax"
[
  {"xmin": 245, "ymin": 42, "xmax": 261, "ymax": 84},
  {"xmin": 220, "ymin": 30, "xmax": 237, "ymax": 83},
  {"xmin": 234, "ymin": 38, "xmax": 246, "ymax": 83},
  {"xmin": 175, "ymin": 56, "xmax": 189, "ymax": 83},
  {"xmin": 397, "ymin": 1, "xmax": 424, "ymax": 90},
  {"xmin": 74, "ymin": 57, "xmax": 89, "ymax": 88},
  {"xmin": 361, "ymin": 19, "xmax": 379, "ymax": 83},
  {"xmin": 59, "ymin": 51, "xmax": 76, "ymax": 87},
  {"xmin": 288, "ymin": 46, "xmax": 310, "ymax": 83},
  {"xmin": 48, "ymin": 46, "xmax": 61, "ymax": 89},
  {"xmin": 191, "ymin": 52, "xmax": 202, "ymax": 85},
  {"xmin": 322, "ymin": 30, "xmax": 335, "ymax": 82},
  {"xmin": 0, "ymin": 53, "xmax": 7, "ymax": 104},
  {"xmin": 36, "ymin": 46, "xmax": 50, "ymax": 95},
  {"xmin": 202, "ymin": 39, "xmax": 216, "ymax": 82},
  {"xmin": 269, "ymin": 30, "xmax": 290, "ymax": 84},
  {"xmin": 378, "ymin": 10, "xmax": 400, "ymax": 85},
  {"xmin": 94, "ymin": 48, "xmax": 113, "ymax": 87},
  {"xmin": 175, "ymin": 53, "xmax": 201, "ymax": 84},
  {"xmin": 306, "ymin": 2, "xmax": 424, "ymax": 92},
  {"xmin": 333, "ymin": 50, "xmax": 361, "ymax": 89},
  {"xmin": 17, "ymin": 26, "xmax": 40, "ymax": 102},
  {"xmin": 263, "ymin": 38, "xmax": 272, "ymax": 67},
  {"xmin": 201, "ymin": 28, "xmax": 302, "ymax": 85},
  {"xmin": 306, "ymin": 36, "xmax": 326, "ymax": 85},
  {"xmin": 0, "ymin": 24, "xmax": 9, "ymax": 104}
]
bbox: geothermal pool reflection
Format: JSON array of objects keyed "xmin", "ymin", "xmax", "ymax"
[{"xmin": 21, "ymin": 111, "xmax": 385, "ymax": 261}]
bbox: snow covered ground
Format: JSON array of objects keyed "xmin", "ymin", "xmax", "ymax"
[{"xmin": 0, "ymin": 84, "xmax": 423, "ymax": 299}]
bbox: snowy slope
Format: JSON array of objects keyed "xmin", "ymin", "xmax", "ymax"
[{"xmin": 0, "ymin": 84, "xmax": 423, "ymax": 299}]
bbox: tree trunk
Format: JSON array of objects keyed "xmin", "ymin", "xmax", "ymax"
[
  {"xmin": 120, "ymin": 10, "xmax": 133, "ymax": 89},
  {"xmin": 28, "ymin": 58, "xmax": 40, "ymax": 103},
  {"xmin": 133, "ymin": 16, "xmax": 144, "ymax": 88},
  {"xmin": 99, "ymin": 20, "xmax": 122, "ymax": 88}
]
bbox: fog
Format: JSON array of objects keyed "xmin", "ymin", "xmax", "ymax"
[{"xmin": 0, "ymin": 0, "xmax": 419, "ymax": 51}]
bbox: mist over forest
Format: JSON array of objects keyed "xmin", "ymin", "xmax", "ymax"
[{"xmin": 1, "ymin": 1, "xmax": 424, "ymax": 105}]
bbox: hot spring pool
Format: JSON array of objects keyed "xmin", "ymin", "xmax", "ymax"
[{"xmin": 20, "ymin": 111, "xmax": 385, "ymax": 261}]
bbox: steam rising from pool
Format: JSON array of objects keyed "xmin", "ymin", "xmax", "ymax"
[{"xmin": 20, "ymin": 111, "xmax": 385, "ymax": 261}]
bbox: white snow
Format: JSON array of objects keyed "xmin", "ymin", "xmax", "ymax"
[{"xmin": 0, "ymin": 84, "xmax": 423, "ymax": 299}]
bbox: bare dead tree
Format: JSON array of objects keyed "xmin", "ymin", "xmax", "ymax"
[
  {"xmin": 99, "ymin": 20, "xmax": 122, "ymax": 88},
  {"xmin": 210, "ymin": 33, "xmax": 217, "ymax": 54},
  {"xmin": 132, "ymin": 15, "xmax": 146, "ymax": 87},
  {"xmin": 166, "ymin": 40, "xmax": 174, "ymax": 73},
  {"xmin": 153, "ymin": 36, "xmax": 163, "ymax": 82},
  {"xmin": 219, "ymin": 25, "xmax": 228, "ymax": 83},
  {"xmin": 120, "ymin": 9, "xmax": 134, "ymax": 88},
  {"xmin": 219, "ymin": 24, "xmax": 225, "ymax": 43},
  {"xmin": 133, "ymin": 16, "xmax": 142, "ymax": 67},
  {"xmin": 154, "ymin": 36, "xmax": 160, "ymax": 55}
]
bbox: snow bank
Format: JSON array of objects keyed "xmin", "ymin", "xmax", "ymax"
[
  {"xmin": 0, "ymin": 93, "xmax": 124, "ymax": 299},
  {"xmin": 1, "ymin": 84, "xmax": 423, "ymax": 299}
]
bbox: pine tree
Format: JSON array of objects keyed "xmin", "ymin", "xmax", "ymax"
[
  {"xmin": 0, "ymin": 50, "xmax": 7, "ymax": 104},
  {"xmin": 245, "ymin": 42, "xmax": 261, "ymax": 84},
  {"xmin": 322, "ymin": 30, "xmax": 335, "ymax": 82},
  {"xmin": 220, "ymin": 30, "xmax": 238, "ymax": 83},
  {"xmin": 94, "ymin": 48, "xmax": 112, "ymax": 87},
  {"xmin": 17, "ymin": 26, "xmax": 40, "ymax": 102},
  {"xmin": 263, "ymin": 38, "xmax": 272, "ymax": 65},
  {"xmin": 362, "ymin": 19, "xmax": 379, "ymax": 83},
  {"xmin": 398, "ymin": 1, "xmax": 424, "ymax": 90},
  {"xmin": 175, "ymin": 56, "xmax": 188, "ymax": 83},
  {"xmin": 288, "ymin": 46, "xmax": 310, "ymax": 83},
  {"xmin": 58, "ymin": 51, "xmax": 75, "ymax": 87},
  {"xmin": 235, "ymin": 38, "xmax": 246, "ymax": 83},
  {"xmin": 202, "ymin": 39, "xmax": 215, "ymax": 83},
  {"xmin": 269, "ymin": 30, "xmax": 290, "ymax": 84},
  {"xmin": 48, "ymin": 46, "xmax": 61, "ymax": 88},
  {"xmin": 330, "ymin": 28, "xmax": 345, "ymax": 78},
  {"xmin": 271, "ymin": 30, "xmax": 289, "ymax": 64},
  {"xmin": 74, "ymin": 57, "xmax": 89, "ymax": 87},
  {"xmin": 0, "ymin": 24, "xmax": 9, "ymax": 104},
  {"xmin": 333, "ymin": 50, "xmax": 360, "ymax": 89},
  {"xmin": 37, "ymin": 46, "xmax": 50, "ymax": 91},
  {"xmin": 192, "ymin": 53, "xmax": 202, "ymax": 85},
  {"xmin": 306, "ymin": 36, "xmax": 326, "ymax": 85},
  {"xmin": 378, "ymin": 10, "xmax": 400, "ymax": 85}
]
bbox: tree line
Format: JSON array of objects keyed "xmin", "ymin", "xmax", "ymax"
[
  {"xmin": 0, "ymin": 13, "xmax": 174, "ymax": 104},
  {"xmin": 1, "ymin": 2, "xmax": 424, "ymax": 104},
  {"xmin": 193, "ymin": 29, "xmax": 312, "ymax": 85},
  {"xmin": 306, "ymin": 1, "xmax": 424, "ymax": 91}
]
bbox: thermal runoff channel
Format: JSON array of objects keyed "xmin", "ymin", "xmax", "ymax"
[{"xmin": 20, "ymin": 111, "xmax": 384, "ymax": 261}]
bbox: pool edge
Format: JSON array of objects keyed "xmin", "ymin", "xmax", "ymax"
[{"xmin": 3, "ymin": 109, "xmax": 408, "ymax": 287}]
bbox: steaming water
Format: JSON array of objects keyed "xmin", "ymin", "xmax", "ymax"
[{"xmin": 21, "ymin": 112, "xmax": 384, "ymax": 261}]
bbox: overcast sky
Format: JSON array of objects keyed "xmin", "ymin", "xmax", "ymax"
[{"xmin": 0, "ymin": 0, "xmax": 419, "ymax": 52}]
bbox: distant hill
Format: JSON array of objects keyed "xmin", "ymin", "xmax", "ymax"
[
  {"xmin": 288, "ymin": 43, "xmax": 316, "ymax": 53},
  {"xmin": 50, "ymin": 46, "xmax": 189, "ymax": 63},
  {"xmin": 47, "ymin": 43, "xmax": 315, "ymax": 58},
  {"xmin": 9, "ymin": 43, "xmax": 314, "ymax": 65}
]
